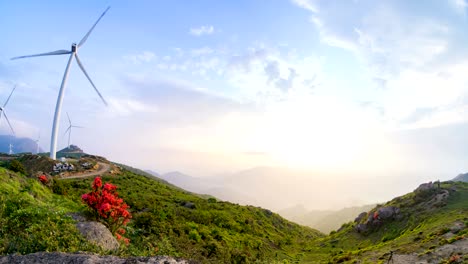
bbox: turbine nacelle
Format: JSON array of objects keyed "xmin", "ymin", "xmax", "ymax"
[{"xmin": 71, "ymin": 43, "xmax": 77, "ymax": 53}]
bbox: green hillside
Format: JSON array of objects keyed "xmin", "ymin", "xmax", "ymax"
[
  {"xmin": 0, "ymin": 158, "xmax": 322, "ymax": 263},
  {"xmin": 301, "ymin": 181, "xmax": 468, "ymax": 263},
  {"xmin": 0, "ymin": 156, "xmax": 467, "ymax": 263}
]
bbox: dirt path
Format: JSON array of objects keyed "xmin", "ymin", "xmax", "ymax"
[{"xmin": 59, "ymin": 162, "xmax": 111, "ymax": 180}]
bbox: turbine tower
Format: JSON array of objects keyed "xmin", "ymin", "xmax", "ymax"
[
  {"xmin": 35, "ymin": 132, "xmax": 41, "ymax": 154},
  {"xmin": 0, "ymin": 85, "xmax": 16, "ymax": 136},
  {"xmin": 64, "ymin": 112, "xmax": 83, "ymax": 150},
  {"xmin": 11, "ymin": 7, "xmax": 110, "ymax": 160},
  {"xmin": 8, "ymin": 143, "xmax": 13, "ymax": 155}
]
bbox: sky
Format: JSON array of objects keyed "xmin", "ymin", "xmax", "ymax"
[{"xmin": 1, "ymin": 0, "xmax": 468, "ymax": 188}]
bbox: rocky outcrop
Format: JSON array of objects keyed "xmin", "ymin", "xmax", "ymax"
[
  {"xmin": 76, "ymin": 222, "xmax": 119, "ymax": 251},
  {"xmin": 354, "ymin": 212, "xmax": 367, "ymax": 223},
  {"xmin": 355, "ymin": 206, "xmax": 400, "ymax": 234},
  {"xmin": 415, "ymin": 182, "xmax": 435, "ymax": 192},
  {"xmin": 0, "ymin": 252, "xmax": 195, "ymax": 264}
]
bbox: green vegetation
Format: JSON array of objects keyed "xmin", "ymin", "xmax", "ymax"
[
  {"xmin": 57, "ymin": 171, "xmax": 322, "ymax": 263},
  {"xmin": 0, "ymin": 156, "xmax": 467, "ymax": 263},
  {"xmin": 0, "ymin": 160, "xmax": 322, "ymax": 263},
  {"xmin": 300, "ymin": 181, "xmax": 468, "ymax": 263},
  {"xmin": 0, "ymin": 167, "xmax": 99, "ymax": 254}
]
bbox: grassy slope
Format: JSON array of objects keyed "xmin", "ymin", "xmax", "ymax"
[
  {"xmin": 1, "ymin": 158, "xmax": 466, "ymax": 263},
  {"xmin": 0, "ymin": 163, "xmax": 322, "ymax": 263},
  {"xmin": 301, "ymin": 181, "xmax": 468, "ymax": 263},
  {"xmin": 0, "ymin": 167, "xmax": 100, "ymax": 254}
]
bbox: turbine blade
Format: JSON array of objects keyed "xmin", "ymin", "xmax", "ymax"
[
  {"xmin": 78, "ymin": 6, "xmax": 111, "ymax": 47},
  {"xmin": 72, "ymin": 125, "xmax": 84, "ymax": 128},
  {"xmin": 3, "ymin": 85, "xmax": 16, "ymax": 108},
  {"xmin": 11, "ymin": 50, "xmax": 71, "ymax": 60},
  {"xmin": 66, "ymin": 112, "xmax": 71, "ymax": 125},
  {"xmin": 74, "ymin": 54, "xmax": 108, "ymax": 106},
  {"xmin": 3, "ymin": 112, "xmax": 14, "ymax": 135},
  {"xmin": 64, "ymin": 126, "xmax": 71, "ymax": 136}
]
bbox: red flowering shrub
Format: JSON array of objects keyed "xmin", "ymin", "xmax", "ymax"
[
  {"xmin": 82, "ymin": 177, "xmax": 132, "ymax": 243},
  {"xmin": 38, "ymin": 175, "xmax": 48, "ymax": 184}
]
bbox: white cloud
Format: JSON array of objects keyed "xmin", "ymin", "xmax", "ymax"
[
  {"xmin": 450, "ymin": 0, "xmax": 468, "ymax": 15},
  {"xmin": 189, "ymin": 25, "xmax": 215, "ymax": 36},
  {"xmin": 291, "ymin": 0, "xmax": 468, "ymax": 130},
  {"xmin": 123, "ymin": 51, "xmax": 156, "ymax": 65},
  {"xmin": 191, "ymin": 47, "xmax": 214, "ymax": 57},
  {"xmin": 291, "ymin": 0, "xmax": 319, "ymax": 13}
]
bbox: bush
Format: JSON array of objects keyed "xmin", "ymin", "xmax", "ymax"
[
  {"xmin": 81, "ymin": 177, "xmax": 132, "ymax": 243},
  {"xmin": 9, "ymin": 160, "xmax": 26, "ymax": 175}
]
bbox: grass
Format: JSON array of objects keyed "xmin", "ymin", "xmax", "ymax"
[{"xmin": 0, "ymin": 163, "xmax": 323, "ymax": 263}]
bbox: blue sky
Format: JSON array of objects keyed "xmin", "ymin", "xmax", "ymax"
[{"xmin": 2, "ymin": 0, "xmax": 468, "ymax": 184}]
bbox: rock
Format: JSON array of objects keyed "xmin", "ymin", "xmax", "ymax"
[
  {"xmin": 450, "ymin": 221, "xmax": 465, "ymax": 234},
  {"xmin": 181, "ymin": 201, "xmax": 196, "ymax": 209},
  {"xmin": 355, "ymin": 206, "xmax": 401, "ymax": 234},
  {"xmin": 354, "ymin": 212, "xmax": 367, "ymax": 223},
  {"xmin": 428, "ymin": 190, "xmax": 450, "ymax": 207},
  {"xmin": 415, "ymin": 182, "xmax": 434, "ymax": 192},
  {"xmin": 377, "ymin": 206, "xmax": 400, "ymax": 220},
  {"xmin": 442, "ymin": 232, "xmax": 455, "ymax": 239},
  {"xmin": 0, "ymin": 252, "xmax": 195, "ymax": 264},
  {"xmin": 76, "ymin": 222, "xmax": 119, "ymax": 251},
  {"xmin": 355, "ymin": 223, "xmax": 368, "ymax": 233}
]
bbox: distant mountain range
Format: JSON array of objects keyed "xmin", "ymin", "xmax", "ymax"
[
  {"xmin": 278, "ymin": 204, "xmax": 376, "ymax": 233},
  {"xmin": 0, "ymin": 135, "xmax": 42, "ymax": 154},
  {"xmin": 453, "ymin": 173, "xmax": 468, "ymax": 182},
  {"xmin": 150, "ymin": 166, "xmax": 418, "ymax": 212}
]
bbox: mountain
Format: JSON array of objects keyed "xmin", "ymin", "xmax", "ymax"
[
  {"xmin": 152, "ymin": 166, "xmax": 420, "ymax": 211},
  {"xmin": 279, "ymin": 204, "xmax": 376, "ymax": 233},
  {"xmin": 454, "ymin": 173, "xmax": 468, "ymax": 182},
  {"xmin": 144, "ymin": 169, "xmax": 160, "ymax": 177},
  {"xmin": 0, "ymin": 134, "xmax": 42, "ymax": 154}
]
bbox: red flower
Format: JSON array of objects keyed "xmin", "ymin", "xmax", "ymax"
[
  {"xmin": 81, "ymin": 176, "xmax": 132, "ymax": 244},
  {"xmin": 92, "ymin": 177, "xmax": 102, "ymax": 189},
  {"xmin": 38, "ymin": 175, "xmax": 48, "ymax": 184}
]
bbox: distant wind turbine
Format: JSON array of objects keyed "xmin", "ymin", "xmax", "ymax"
[
  {"xmin": 64, "ymin": 112, "xmax": 83, "ymax": 150},
  {"xmin": 11, "ymin": 7, "xmax": 110, "ymax": 160},
  {"xmin": 35, "ymin": 132, "xmax": 41, "ymax": 154},
  {"xmin": 0, "ymin": 85, "xmax": 16, "ymax": 135},
  {"xmin": 8, "ymin": 143, "xmax": 13, "ymax": 155}
]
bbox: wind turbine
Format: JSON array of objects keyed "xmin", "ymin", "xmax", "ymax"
[
  {"xmin": 35, "ymin": 132, "xmax": 41, "ymax": 154},
  {"xmin": 64, "ymin": 112, "xmax": 83, "ymax": 150},
  {"xmin": 11, "ymin": 7, "xmax": 110, "ymax": 160},
  {"xmin": 0, "ymin": 85, "xmax": 16, "ymax": 136}
]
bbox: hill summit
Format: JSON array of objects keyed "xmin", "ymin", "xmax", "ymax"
[{"xmin": 58, "ymin": 145, "xmax": 83, "ymax": 154}]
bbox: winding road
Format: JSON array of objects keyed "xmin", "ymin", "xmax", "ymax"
[{"xmin": 59, "ymin": 162, "xmax": 111, "ymax": 180}]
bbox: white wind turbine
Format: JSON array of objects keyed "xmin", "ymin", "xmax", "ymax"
[
  {"xmin": 64, "ymin": 112, "xmax": 83, "ymax": 150},
  {"xmin": 0, "ymin": 85, "xmax": 16, "ymax": 136},
  {"xmin": 11, "ymin": 7, "xmax": 110, "ymax": 160},
  {"xmin": 35, "ymin": 132, "xmax": 41, "ymax": 154}
]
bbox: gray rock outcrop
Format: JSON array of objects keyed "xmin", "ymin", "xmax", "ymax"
[
  {"xmin": 76, "ymin": 222, "xmax": 119, "ymax": 251},
  {"xmin": 355, "ymin": 206, "xmax": 400, "ymax": 234},
  {"xmin": 0, "ymin": 252, "xmax": 195, "ymax": 264}
]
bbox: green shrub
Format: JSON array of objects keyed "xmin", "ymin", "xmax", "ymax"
[{"xmin": 8, "ymin": 160, "xmax": 26, "ymax": 175}]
